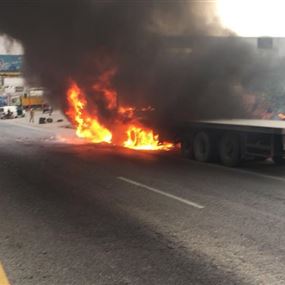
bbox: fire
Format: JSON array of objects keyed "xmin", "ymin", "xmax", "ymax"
[
  {"xmin": 124, "ymin": 125, "xmax": 173, "ymax": 150},
  {"xmin": 66, "ymin": 71, "xmax": 173, "ymax": 151},
  {"xmin": 66, "ymin": 83, "xmax": 112, "ymax": 143}
]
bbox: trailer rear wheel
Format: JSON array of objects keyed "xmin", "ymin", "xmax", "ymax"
[
  {"xmin": 193, "ymin": 132, "xmax": 215, "ymax": 162},
  {"xmin": 219, "ymin": 134, "xmax": 240, "ymax": 167}
]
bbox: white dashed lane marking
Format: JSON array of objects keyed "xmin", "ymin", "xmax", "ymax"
[{"xmin": 117, "ymin": 176, "xmax": 205, "ymax": 209}]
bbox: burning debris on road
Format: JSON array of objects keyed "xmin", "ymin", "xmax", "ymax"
[{"xmin": 66, "ymin": 71, "xmax": 173, "ymax": 150}]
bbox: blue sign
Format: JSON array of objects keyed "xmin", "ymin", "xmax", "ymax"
[
  {"xmin": 0, "ymin": 96, "xmax": 7, "ymax": 107},
  {"xmin": 0, "ymin": 55, "xmax": 22, "ymax": 73}
]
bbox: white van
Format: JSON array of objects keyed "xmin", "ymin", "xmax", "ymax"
[{"xmin": 0, "ymin": 106, "xmax": 25, "ymax": 119}]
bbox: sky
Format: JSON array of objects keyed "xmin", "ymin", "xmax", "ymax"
[{"xmin": 217, "ymin": 0, "xmax": 285, "ymax": 37}]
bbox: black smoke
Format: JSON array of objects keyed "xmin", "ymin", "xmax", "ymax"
[{"xmin": 0, "ymin": 0, "xmax": 271, "ymax": 132}]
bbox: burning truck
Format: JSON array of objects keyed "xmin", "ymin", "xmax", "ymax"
[
  {"xmin": 1, "ymin": 1, "xmax": 285, "ymax": 166},
  {"xmin": 65, "ymin": 70, "xmax": 285, "ymax": 167}
]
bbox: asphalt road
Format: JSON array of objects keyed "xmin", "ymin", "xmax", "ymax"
[{"xmin": 0, "ymin": 120, "xmax": 285, "ymax": 285}]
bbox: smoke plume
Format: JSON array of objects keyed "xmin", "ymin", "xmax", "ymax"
[{"xmin": 0, "ymin": 0, "xmax": 272, "ymax": 133}]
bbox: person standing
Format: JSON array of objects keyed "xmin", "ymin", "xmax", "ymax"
[{"xmin": 29, "ymin": 108, "xmax": 35, "ymax": 123}]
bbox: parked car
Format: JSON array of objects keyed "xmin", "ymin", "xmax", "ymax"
[{"xmin": 0, "ymin": 106, "xmax": 25, "ymax": 119}]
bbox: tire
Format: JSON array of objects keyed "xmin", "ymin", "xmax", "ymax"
[
  {"xmin": 219, "ymin": 133, "xmax": 240, "ymax": 167},
  {"xmin": 181, "ymin": 139, "xmax": 193, "ymax": 159},
  {"xmin": 39, "ymin": 117, "xmax": 46, "ymax": 124},
  {"xmin": 193, "ymin": 132, "xmax": 215, "ymax": 162}
]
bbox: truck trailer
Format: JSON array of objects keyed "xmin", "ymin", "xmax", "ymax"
[{"xmin": 176, "ymin": 119, "xmax": 285, "ymax": 167}]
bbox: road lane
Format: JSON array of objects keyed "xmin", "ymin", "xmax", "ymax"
[
  {"xmin": 1, "ymin": 122, "xmax": 285, "ymax": 284},
  {"xmin": 0, "ymin": 144, "xmax": 248, "ymax": 285},
  {"xmin": 47, "ymin": 143, "xmax": 285, "ymax": 284},
  {"xmin": 117, "ymin": 176, "xmax": 205, "ymax": 209}
]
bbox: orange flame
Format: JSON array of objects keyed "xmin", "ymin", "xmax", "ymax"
[
  {"xmin": 66, "ymin": 72, "xmax": 173, "ymax": 151},
  {"xmin": 66, "ymin": 83, "xmax": 112, "ymax": 143},
  {"xmin": 124, "ymin": 125, "xmax": 173, "ymax": 150}
]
